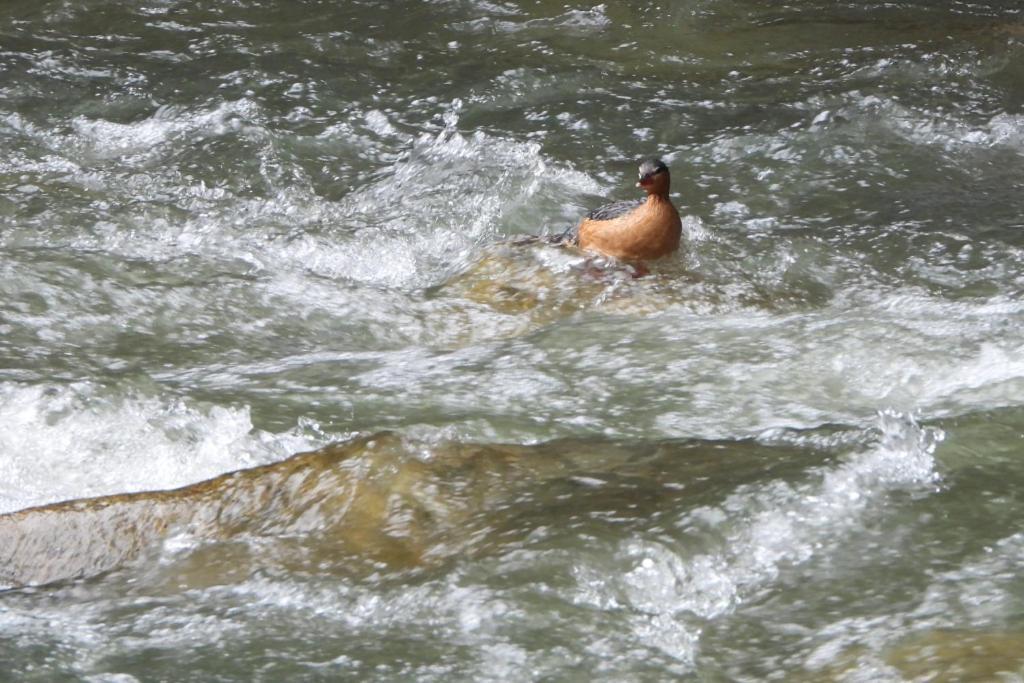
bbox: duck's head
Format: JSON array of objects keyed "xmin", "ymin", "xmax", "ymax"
[{"xmin": 636, "ymin": 158, "xmax": 670, "ymax": 195}]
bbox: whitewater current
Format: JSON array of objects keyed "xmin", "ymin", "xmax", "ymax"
[{"xmin": 2, "ymin": 0, "xmax": 1024, "ymax": 680}]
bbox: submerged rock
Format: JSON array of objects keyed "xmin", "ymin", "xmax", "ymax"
[
  {"xmin": 0, "ymin": 432, "xmax": 491, "ymax": 589},
  {"xmin": 0, "ymin": 430, "xmax": 820, "ymax": 590},
  {"xmin": 887, "ymin": 629, "xmax": 1024, "ymax": 680},
  {"xmin": 808, "ymin": 629, "xmax": 1024, "ymax": 681},
  {"xmin": 433, "ymin": 237, "xmax": 835, "ymax": 325}
]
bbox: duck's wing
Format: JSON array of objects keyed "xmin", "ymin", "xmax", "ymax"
[
  {"xmin": 585, "ymin": 198, "xmax": 643, "ymax": 222},
  {"xmin": 551, "ymin": 225, "xmax": 580, "ymax": 245},
  {"xmin": 553, "ymin": 198, "xmax": 644, "ymax": 245}
]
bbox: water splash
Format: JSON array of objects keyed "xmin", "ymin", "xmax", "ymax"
[
  {"xmin": 0, "ymin": 382, "xmax": 335, "ymax": 514},
  {"xmin": 2, "ymin": 96, "xmax": 598, "ymax": 290}
]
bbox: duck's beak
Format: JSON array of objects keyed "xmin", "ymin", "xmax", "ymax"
[{"xmin": 637, "ymin": 174, "xmax": 653, "ymax": 188}]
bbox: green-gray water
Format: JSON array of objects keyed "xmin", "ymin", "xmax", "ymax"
[{"xmin": 2, "ymin": 0, "xmax": 1024, "ymax": 680}]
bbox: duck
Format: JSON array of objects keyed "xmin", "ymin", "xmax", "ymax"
[{"xmin": 562, "ymin": 158, "xmax": 682, "ymax": 261}]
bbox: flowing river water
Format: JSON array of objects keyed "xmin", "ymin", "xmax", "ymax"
[{"xmin": 2, "ymin": 0, "xmax": 1024, "ymax": 680}]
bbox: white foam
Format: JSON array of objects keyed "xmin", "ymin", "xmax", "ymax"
[
  {"xmin": 0, "ymin": 382, "xmax": 333, "ymax": 514},
  {"xmin": 573, "ymin": 412, "xmax": 941, "ymax": 664},
  {"xmin": 649, "ymin": 289, "xmax": 1024, "ymax": 440}
]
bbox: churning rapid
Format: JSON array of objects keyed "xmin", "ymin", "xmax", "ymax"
[{"xmin": 2, "ymin": 0, "xmax": 1024, "ymax": 680}]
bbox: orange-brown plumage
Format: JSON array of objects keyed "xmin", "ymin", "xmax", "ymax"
[{"xmin": 573, "ymin": 159, "xmax": 682, "ymax": 261}]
